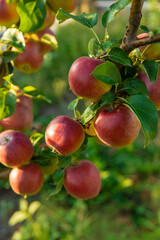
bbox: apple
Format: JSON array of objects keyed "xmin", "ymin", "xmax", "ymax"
[
  {"xmin": 94, "ymin": 104, "xmax": 141, "ymax": 148},
  {"xmin": 138, "ymin": 69, "xmax": 160, "ymax": 110},
  {"xmin": 45, "ymin": 115, "xmax": 85, "ymax": 156},
  {"xmin": 0, "ymin": 130, "xmax": 34, "ymax": 168},
  {"xmin": 38, "ymin": 4, "xmax": 55, "ymax": 31},
  {"xmin": 47, "ymin": 0, "xmax": 77, "ymax": 12},
  {"xmin": 9, "ymin": 163, "xmax": 44, "ymax": 195},
  {"xmin": 37, "ymin": 28, "xmax": 56, "ymax": 54},
  {"xmin": 0, "ymin": 0, "xmax": 19, "ymax": 27},
  {"xmin": 68, "ymin": 57, "xmax": 111, "ymax": 101},
  {"xmin": 64, "ymin": 160, "xmax": 101, "ymax": 199},
  {"xmin": 13, "ymin": 39, "xmax": 44, "ymax": 74},
  {"xmin": 0, "ymin": 95, "xmax": 33, "ymax": 131}
]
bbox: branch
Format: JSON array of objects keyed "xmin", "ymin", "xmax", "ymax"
[
  {"xmin": 130, "ymin": 34, "xmax": 160, "ymax": 51},
  {"xmin": 121, "ymin": 0, "xmax": 145, "ymax": 54},
  {"xmin": 0, "ymin": 169, "xmax": 10, "ymax": 179}
]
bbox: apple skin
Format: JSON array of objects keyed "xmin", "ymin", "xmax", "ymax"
[
  {"xmin": 0, "ymin": 0, "xmax": 19, "ymax": 27},
  {"xmin": 138, "ymin": 69, "xmax": 160, "ymax": 110},
  {"xmin": 68, "ymin": 57, "xmax": 111, "ymax": 101},
  {"xmin": 94, "ymin": 105, "xmax": 141, "ymax": 148},
  {"xmin": 45, "ymin": 116, "xmax": 85, "ymax": 156},
  {"xmin": 9, "ymin": 163, "xmax": 44, "ymax": 196},
  {"xmin": 0, "ymin": 130, "xmax": 34, "ymax": 168},
  {"xmin": 47, "ymin": 0, "xmax": 77, "ymax": 12},
  {"xmin": 38, "ymin": 4, "xmax": 55, "ymax": 31},
  {"xmin": 0, "ymin": 95, "xmax": 33, "ymax": 132},
  {"xmin": 14, "ymin": 39, "xmax": 44, "ymax": 74},
  {"xmin": 37, "ymin": 28, "xmax": 56, "ymax": 54},
  {"xmin": 64, "ymin": 160, "xmax": 101, "ymax": 200}
]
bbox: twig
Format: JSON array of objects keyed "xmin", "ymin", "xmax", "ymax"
[{"xmin": 129, "ymin": 34, "xmax": 160, "ymax": 51}]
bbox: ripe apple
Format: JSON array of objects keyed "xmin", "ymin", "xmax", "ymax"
[
  {"xmin": 9, "ymin": 163, "xmax": 44, "ymax": 195},
  {"xmin": 68, "ymin": 57, "xmax": 111, "ymax": 101},
  {"xmin": 94, "ymin": 104, "xmax": 141, "ymax": 148},
  {"xmin": 47, "ymin": 0, "xmax": 77, "ymax": 12},
  {"xmin": 37, "ymin": 28, "xmax": 56, "ymax": 54},
  {"xmin": 64, "ymin": 160, "xmax": 101, "ymax": 199},
  {"xmin": 13, "ymin": 39, "xmax": 44, "ymax": 74},
  {"xmin": 0, "ymin": 0, "xmax": 19, "ymax": 27},
  {"xmin": 38, "ymin": 4, "xmax": 55, "ymax": 31},
  {"xmin": 45, "ymin": 115, "xmax": 85, "ymax": 156},
  {"xmin": 0, "ymin": 95, "xmax": 33, "ymax": 131},
  {"xmin": 138, "ymin": 69, "xmax": 160, "ymax": 110},
  {"xmin": 0, "ymin": 130, "xmax": 34, "ymax": 168}
]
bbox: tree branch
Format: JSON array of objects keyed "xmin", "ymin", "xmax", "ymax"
[
  {"xmin": 129, "ymin": 34, "xmax": 160, "ymax": 51},
  {"xmin": 0, "ymin": 169, "xmax": 10, "ymax": 179},
  {"xmin": 121, "ymin": 0, "xmax": 145, "ymax": 54}
]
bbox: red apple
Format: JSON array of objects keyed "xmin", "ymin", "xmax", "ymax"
[
  {"xmin": 13, "ymin": 39, "xmax": 44, "ymax": 74},
  {"xmin": 0, "ymin": 95, "xmax": 33, "ymax": 131},
  {"xmin": 38, "ymin": 4, "xmax": 55, "ymax": 31},
  {"xmin": 0, "ymin": 0, "xmax": 19, "ymax": 27},
  {"xmin": 138, "ymin": 69, "xmax": 160, "ymax": 110},
  {"xmin": 45, "ymin": 115, "xmax": 85, "ymax": 155},
  {"xmin": 37, "ymin": 28, "xmax": 56, "ymax": 54},
  {"xmin": 47, "ymin": 0, "xmax": 77, "ymax": 12},
  {"xmin": 9, "ymin": 163, "xmax": 44, "ymax": 195},
  {"xmin": 68, "ymin": 57, "xmax": 111, "ymax": 101},
  {"xmin": 64, "ymin": 160, "xmax": 101, "ymax": 199},
  {"xmin": 94, "ymin": 104, "xmax": 141, "ymax": 148},
  {"xmin": 0, "ymin": 130, "xmax": 34, "ymax": 168}
]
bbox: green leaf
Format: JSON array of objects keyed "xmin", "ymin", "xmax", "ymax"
[
  {"xmin": 35, "ymin": 95, "xmax": 52, "ymax": 103},
  {"xmin": 17, "ymin": 0, "xmax": 46, "ymax": 33},
  {"xmin": 30, "ymin": 133, "xmax": 43, "ymax": 147},
  {"xmin": 81, "ymin": 103, "xmax": 98, "ymax": 125},
  {"xmin": 0, "ymin": 28, "xmax": 25, "ymax": 52},
  {"xmin": 3, "ymin": 90, "xmax": 17, "ymax": 118},
  {"xmin": 108, "ymin": 47, "xmax": 132, "ymax": 66},
  {"xmin": 91, "ymin": 61, "xmax": 122, "ymax": 85},
  {"xmin": 0, "ymin": 89, "xmax": 6, "ymax": 119},
  {"xmin": 47, "ymin": 182, "xmax": 63, "ymax": 199},
  {"xmin": 102, "ymin": 0, "xmax": 131, "ymax": 28},
  {"xmin": 2, "ymin": 51, "xmax": 19, "ymax": 62},
  {"xmin": 9, "ymin": 211, "xmax": 28, "ymax": 226},
  {"xmin": 142, "ymin": 60, "xmax": 159, "ymax": 83},
  {"xmin": 123, "ymin": 78, "xmax": 149, "ymax": 96},
  {"xmin": 19, "ymin": 199, "xmax": 28, "ymax": 212},
  {"xmin": 23, "ymin": 86, "xmax": 37, "ymax": 93},
  {"xmin": 68, "ymin": 98, "xmax": 79, "ymax": 111},
  {"xmin": 57, "ymin": 156, "xmax": 71, "ymax": 168},
  {"xmin": 99, "ymin": 92, "xmax": 115, "ymax": 108},
  {"xmin": 140, "ymin": 25, "xmax": 149, "ymax": 33},
  {"xmin": 124, "ymin": 95, "xmax": 158, "ymax": 146},
  {"xmin": 53, "ymin": 169, "xmax": 64, "ymax": 184},
  {"xmin": 57, "ymin": 8, "xmax": 98, "ymax": 28},
  {"xmin": 40, "ymin": 33, "xmax": 58, "ymax": 51},
  {"xmin": 28, "ymin": 201, "xmax": 41, "ymax": 215},
  {"xmin": 88, "ymin": 38, "xmax": 99, "ymax": 57}
]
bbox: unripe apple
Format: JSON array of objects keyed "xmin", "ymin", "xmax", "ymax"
[
  {"xmin": 138, "ymin": 69, "xmax": 160, "ymax": 110},
  {"xmin": 47, "ymin": 0, "xmax": 77, "ymax": 12},
  {"xmin": 38, "ymin": 4, "xmax": 55, "ymax": 31},
  {"xmin": 68, "ymin": 57, "xmax": 111, "ymax": 101},
  {"xmin": 0, "ymin": 95, "xmax": 33, "ymax": 131},
  {"xmin": 13, "ymin": 39, "xmax": 44, "ymax": 74},
  {"xmin": 0, "ymin": 0, "xmax": 19, "ymax": 27},
  {"xmin": 64, "ymin": 160, "xmax": 101, "ymax": 199},
  {"xmin": 9, "ymin": 163, "xmax": 44, "ymax": 195},
  {"xmin": 37, "ymin": 28, "xmax": 56, "ymax": 54},
  {"xmin": 94, "ymin": 105, "xmax": 141, "ymax": 148},
  {"xmin": 0, "ymin": 130, "xmax": 34, "ymax": 168},
  {"xmin": 45, "ymin": 115, "xmax": 85, "ymax": 156}
]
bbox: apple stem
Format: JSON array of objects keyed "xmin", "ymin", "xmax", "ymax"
[{"xmin": 90, "ymin": 28, "xmax": 101, "ymax": 44}]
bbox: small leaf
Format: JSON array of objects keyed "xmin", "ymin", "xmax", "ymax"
[
  {"xmin": 81, "ymin": 103, "xmax": 98, "ymax": 124},
  {"xmin": 68, "ymin": 98, "xmax": 79, "ymax": 111},
  {"xmin": 142, "ymin": 60, "xmax": 159, "ymax": 83},
  {"xmin": 35, "ymin": 95, "xmax": 52, "ymax": 103},
  {"xmin": 102, "ymin": 0, "xmax": 131, "ymax": 28},
  {"xmin": 9, "ymin": 211, "xmax": 28, "ymax": 226},
  {"xmin": 123, "ymin": 78, "xmax": 149, "ymax": 96},
  {"xmin": 28, "ymin": 201, "xmax": 41, "ymax": 215},
  {"xmin": 52, "ymin": 169, "xmax": 64, "ymax": 184},
  {"xmin": 108, "ymin": 47, "xmax": 132, "ymax": 66},
  {"xmin": 0, "ymin": 89, "xmax": 6, "ymax": 119},
  {"xmin": 99, "ymin": 92, "xmax": 115, "ymax": 108},
  {"xmin": 19, "ymin": 199, "xmax": 28, "ymax": 212},
  {"xmin": 47, "ymin": 182, "xmax": 63, "ymax": 199},
  {"xmin": 17, "ymin": 0, "xmax": 46, "ymax": 33},
  {"xmin": 40, "ymin": 34, "xmax": 58, "ymax": 51},
  {"xmin": 30, "ymin": 133, "xmax": 43, "ymax": 147},
  {"xmin": 57, "ymin": 156, "xmax": 71, "ymax": 168},
  {"xmin": 140, "ymin": 25, "xmax": 149, "ymax": 33},
  {"xmin": 124, "ymin": 95, "xmax": 158, "ymax": 146},
  {"xmin": 0, "ymin": 28, "xmax": 25, "ymax": 52},
  {"xmin": 88, "ymin": 38, "xmax": 99, "ymax": 57},
  {"xmin": 23, "ymin": 86, "xmax": 37, "ymax": 93},
  {"xmin": 91, "ymin": 61, "xmax": 122, "ymax": 85},
  {"xmin": 57, "ymin": 8, "xmax": 98, "ymax": 28},
  {"xmin": 3, "ymin": 90, "xmax": 17, "ymax": 118}
]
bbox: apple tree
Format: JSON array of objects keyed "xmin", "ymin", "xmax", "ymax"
[{"xmin": 0, "ymin": 0, "xmax": 160, "ymax": 200}]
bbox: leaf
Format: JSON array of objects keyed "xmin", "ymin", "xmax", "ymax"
[
  {"xmin": 0, "ymin": 89, "xmax": 6, "ymax": 119},
  {"xmin": 47, "ymin": 182, "xmax": 63, "ymax": 199},
  {"xmin": 68, "ymin": 98, "xmax": 79, "ymax": 111},
  {"xmin": 57, "ymin": 8, "xmax": 98, "ymax": 28},
  {"xmin": 99, "ymin": 92, "xmax": 115, "ymax": 108},
  {"xmin": 28, "ymin": 201, "xmax": 41, "ymax": 215},
  {"xmin": 19, "ymin": 199, "xmax": 28, "ymax": 212},
  {"xmin": 88, "ymin": 38, "xmax": 99, "ymax": 57},
  {"xmin": 102, "ymin": 0, "xmax": 131, "ymax": 28},
  {"xmin": 3, "ymin": 90, "xmax": 17, "ymax": 118},
  {"xmin": 91, "ymin": 61, "xmax": 122, "ymax": 85},
  {"xmin": 23, "ymin": 86, "xmax": 37, "ymax": 93},
  {"xmin": 123, "ymin": 78, "xmax": 149, "ymax": 96},
  {"xmin": 123, "ymin": 95, "xmax": 158, "ymax": 146},
  {"xmin": 17, "ymin": 0, "xmax": 46, "ymax": 33},
  {"xmin": 35, "ymin": 95, "xmax": 52, "ymax": 103},
  {"xmin": 0, "ymin": 28, "xmax": 25, "ymax": 52},
  {"xmin": 9, "ymin": 211, "xmax": 28, "ymax": 226},
  {"xmin": 142, "ymin": 60, "xmax": 159, "ymax": 83},
  {"xmin": 52, "ymin": 169, "xmax": 65, "ymax": 184},
  {"xmin": 108, "ymin": 47, "xmax": 132, "ymax": 66},
  {"xmin": 140, "ymin": 25, "xmax": 149, "ymax": 33},
  {"xmin": 2, "ymin": 51, "xmax": 19, "ymax": 62},
  {"xmin": 57, "ymin": 156, "xmax": 71, "ymax": 168},
  {"xmin": 40, "ymin": 33, "xmax": 58, "ymax": 51},
  {"xmin": 81, "ymin": 103, "xmax": 98, "ymax": 125},
  {"xmin": 30, "ymin": 133, "xmax": 43, "ymax": 146}
]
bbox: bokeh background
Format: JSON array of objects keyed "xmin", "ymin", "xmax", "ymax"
[{"xmin": 1, "ymin": 0, "xmax": 160, "ymax": 239}]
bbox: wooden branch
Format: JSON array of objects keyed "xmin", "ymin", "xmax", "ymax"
[
  {"xmin": 0, "ymin": 169, "xmax": 10, "ymax": 179},
  {"xmin": 121, "ymin": 0, "xmax": 145, "ymax": 54}
]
